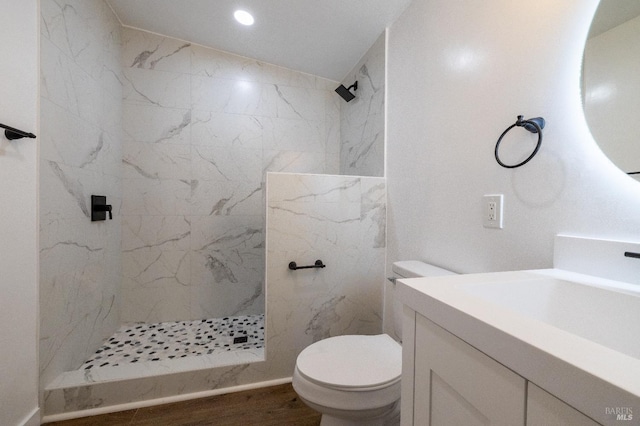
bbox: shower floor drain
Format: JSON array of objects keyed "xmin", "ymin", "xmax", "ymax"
[{"xmin": 82, "ymin": 314, "xmax": 264, "ymax": 369}]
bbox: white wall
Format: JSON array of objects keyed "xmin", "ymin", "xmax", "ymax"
[
  {"xmin": 386, "ymin": 0, "xmax": 640, "ymax": 277},
  {"xmin": 0, "ymin": 1, "xmax": 40, "ymax": 425}
]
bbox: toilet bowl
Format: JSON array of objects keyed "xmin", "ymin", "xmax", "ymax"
[
  {"xmin": 293, "ymin": 334, "xmax": 401, "ymax": 426},
  {"xmin": 292, "ymin": 261, "xmax": 456, "ymax": 426}
]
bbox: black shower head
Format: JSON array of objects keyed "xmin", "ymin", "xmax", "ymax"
[{"xmin": 335, "ymin": 81, "xmax": 358, "ymax": 102}]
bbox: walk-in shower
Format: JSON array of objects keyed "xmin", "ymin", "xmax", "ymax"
[
  {"xmin": 39, "ymin": 0, "xmax": 337, "ymax": 396},
  {"xmin": 40, "ymin": 0, "xmax": 386, "ymax": 417}
]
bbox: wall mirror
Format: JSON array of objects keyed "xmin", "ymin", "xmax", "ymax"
[{"xmin": 582, "ymin": 0, "xmax": 640, "ymax": 181}]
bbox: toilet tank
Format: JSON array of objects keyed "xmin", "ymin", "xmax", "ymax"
[{"xmin": 391, "ymin": 261, "xmax": 456, "ymax": 341}]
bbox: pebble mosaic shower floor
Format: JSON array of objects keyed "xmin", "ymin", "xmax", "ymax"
[{"xmin": 83, "ymin": 314, "xmax": 264, "ymax": 369}]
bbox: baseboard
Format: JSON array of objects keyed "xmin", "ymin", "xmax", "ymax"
[
  {"xmin": 41, "ymin": 377, "xmax": 292, "ymax": 423},
  {"xmin": 20, "ymin": 407, "xmax": 40, "ymax": 426}
]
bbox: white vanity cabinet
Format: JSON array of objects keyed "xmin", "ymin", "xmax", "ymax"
[
  {"xmin": 403, "ymin": 311, "xmax": 601, "ymax": 426},
  {"xmin": 397, "ymin": 256, "xmax": 640, "ymax": 426},
  {"xmin": 410, "ymin": 313, "xmax": 526, "ymax": 425},
  {"xmin": 527, "ymin": 383, "xmax": 600, "ymax": 426}
]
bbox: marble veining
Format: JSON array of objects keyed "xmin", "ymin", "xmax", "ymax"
[
  {"xmin": 266, "ymin": 172, "xmax": 386, "ymax": 385},
  {"xmin": 274, "ymin": 84, "xmax": 305, "ymax": 119},
  {"xmin": 77, "ymin": 132, "xmax": 104, "ymax": 169},
  {"xmin": 120, "ymin": 26, "xmax": 340, "ymax": 324},
  {"xmin": 39, "ymin": 0, "xmax": 390, "ymax": 416},
  {"xmin": 47, "ymin": 161, "xmax": 90, "ymax": 217},
  {"xmin": 340, "ymin": 32, "xmax": 386, "ymax": 177},
  {"xmin": 305, "ymin": 296, "xmax": 347, "ymax": 341},
  {"xmin": 131, "ymin": 43, "xmax": 191, "ymax": 70},
  {"xmin": 40, "ymin": 0, "xmax": 124, "ymax": 398},
  {"xmin": 157, "ymin": 110, "xmax": 192, "ymax": 144},
  {"xmin": 43, "ymin": 172, "xmax": 386, "ymax": 416}
]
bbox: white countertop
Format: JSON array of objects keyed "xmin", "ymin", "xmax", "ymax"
[{"xmin": 397, "ymin": 268, "xmax": 640, "ymax": 425}]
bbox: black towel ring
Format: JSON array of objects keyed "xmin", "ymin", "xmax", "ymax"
[{"xmin": 495, "ymin": 115, "xmax": 545, "ymax": 169}]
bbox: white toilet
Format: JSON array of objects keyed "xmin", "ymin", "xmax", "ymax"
[{"xmin": 292, "ymin": 261, "xmax": 456, "ymax": 426}]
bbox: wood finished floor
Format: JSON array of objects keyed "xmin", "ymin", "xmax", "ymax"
[{"xmin": 44, "ymin": 383, "xmax": 321, "ymax": 426}]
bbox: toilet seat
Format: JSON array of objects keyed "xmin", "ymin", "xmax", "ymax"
[{"xmin": 296, "ymin": 334, "xmax": 401, "ymax": 391}]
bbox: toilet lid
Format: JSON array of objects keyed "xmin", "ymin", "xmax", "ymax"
[{"xmin": 296, "ymin": 334, "xmax": 402, "ymax": 390}]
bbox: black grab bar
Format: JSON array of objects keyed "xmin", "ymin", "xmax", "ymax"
[
  {"xmin": 289, "ymin": 260, "xmax": 326, "ymax": 270},
  {"xmin": 0, "ymin": 122, "xmax": 36, "ymax": 140}
]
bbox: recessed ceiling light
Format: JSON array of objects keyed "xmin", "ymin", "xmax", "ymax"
[{"xmin": 234, "ymin": 10, "xmax": 254, "ymax": 26}]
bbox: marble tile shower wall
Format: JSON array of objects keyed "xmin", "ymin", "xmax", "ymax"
[
  {"xmin": 340, "ymin": 32, "xmax": 385, "ymax": 177},
  {"xmin": 39, "ymin": 0, "xmax": 123, "ymax": 390},
  {"xmin": 266, "ymin": 173, "xmax": 386, "ymax": 346},
  {"xmin": 120, "ymin": 28, "xmax": 341, "ymax": 323},
  {"xmin": 44, "ymin": 172, "xmax": 386, "ymax": 415}
]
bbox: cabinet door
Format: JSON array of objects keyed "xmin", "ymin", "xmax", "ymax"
[
  {"xmin": 527, "ymin": 383, "xmax": 601, "ymax": 426},
  {"xmin": 413, "ymin": 314, "xmax": 526, "ymax": 426}
]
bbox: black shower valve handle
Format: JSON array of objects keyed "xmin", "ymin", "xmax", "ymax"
[
  {"xmin": 94, "ymin": 204, "xmax": 113, "ymax": 219},
  {"xmin": 91, "ymin": 195, "xmax": 113, "ymax": 221}
]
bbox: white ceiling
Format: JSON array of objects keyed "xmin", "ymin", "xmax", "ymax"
[{"xmin": 107, "ymin": 0, "xmax": 413, "ymax": 82}]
